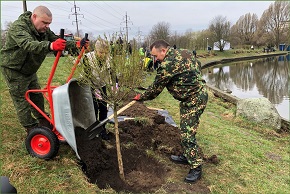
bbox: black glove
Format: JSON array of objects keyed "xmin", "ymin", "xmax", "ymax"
[{"xmin": 80, "ymin": 37, "xmax": 89, "ymax": 48}]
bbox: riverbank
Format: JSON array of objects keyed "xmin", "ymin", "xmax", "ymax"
[
  {"xmin": 206, "ymin": 84, "xmax": 289, "ymax": 131},
  {"xmin": 198, "ymin": 50, "xmax": 288, "ymax": 68},
  {"xmin": 198, "ymin": 50, "xmax": 289, "ymax": 131}
]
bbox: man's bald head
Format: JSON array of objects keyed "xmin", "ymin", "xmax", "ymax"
[
  {"xmin": 31, "ymin": 6, "xmax": 52, "ymax": 33},
  {"xmin": 33, "ymin": 6, "xmax": 52, "ymax": 17}
]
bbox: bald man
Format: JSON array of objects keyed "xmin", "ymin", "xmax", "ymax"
[{"xmin": 0, "ymin": 6, "xmax": 76, "ymax": 139}]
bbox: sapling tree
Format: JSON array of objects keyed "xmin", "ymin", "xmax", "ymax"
[{"xmin": 74, "ymin": 34, "xmax": 145, "ymax": 180}]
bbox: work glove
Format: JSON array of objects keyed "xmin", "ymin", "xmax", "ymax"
[
  {"xmin": 77, "ymin": 37, "xmax": 90, "ymax": 49},
  {"xmin": 50, "ymin": 38, "xmax": 66, "ymax": 51},
  {"xmin": 133, "ymin": 94, "xmax": 141, "ymax": 101}
]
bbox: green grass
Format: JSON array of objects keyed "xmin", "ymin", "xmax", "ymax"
[
  {"xmin": 0, "ymin": 56, "xmax": 99, "ymax": 193},
  {"xmin": 1, "ymin": 50, "xmax": 289, "ymax": 193}
]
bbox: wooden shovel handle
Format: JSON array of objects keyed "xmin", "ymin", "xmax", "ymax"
[{"xmin": 107, "ymin": 100, "xmax": 136, "ymax": 120}]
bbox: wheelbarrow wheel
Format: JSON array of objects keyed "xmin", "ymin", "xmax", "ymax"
[{"xmin": 25, "ymin": 127, "xmax": 60, "ymax": 160}]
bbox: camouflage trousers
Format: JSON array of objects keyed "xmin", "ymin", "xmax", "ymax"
[
  {"xmin": 179, "ymin": 87, "xmax": 208, "ymax": 168},
  {"xmin": 1, "ymin": 67, "xmax": 46, "ymax": 128}
]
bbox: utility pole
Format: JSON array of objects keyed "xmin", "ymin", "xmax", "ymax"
[
  {"xmin": 69, "ymin": 0, "xmax": 84, "ymax": 37},
  {"xmin": 118, "ymin": 27, "xmax": 124, "ymax": 38},
  {"xmin": 22, "ymin": 0, "xmax": 27, "ymax": 12},
  {"xmin": 136, "ymin": 27, "xmax": 143, "ymax": 48},
  {"xmin": 120, "ymin": 12, "xmax": 133, "ymax": 42}
]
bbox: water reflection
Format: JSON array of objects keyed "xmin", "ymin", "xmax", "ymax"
[{"xmin": 203, "ymin": 55, "xmax": 289, "ymax": 120}]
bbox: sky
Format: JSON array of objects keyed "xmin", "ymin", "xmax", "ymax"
[{"xmin": 1, "ymin": 1, "xmax": 275, "ymax": 40}]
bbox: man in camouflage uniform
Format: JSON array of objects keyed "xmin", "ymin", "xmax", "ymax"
[
  {"xmin": 133, "ymin": 39, "xmax": 208, "ymax": 183},
  {"xmin": 0, "ymin": 6, "xmax": 80, "ymax": 137}
]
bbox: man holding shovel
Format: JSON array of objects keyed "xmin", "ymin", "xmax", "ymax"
[{"xmin": 133, "ymin": 39, "xmax": 208, "ymax": 183}]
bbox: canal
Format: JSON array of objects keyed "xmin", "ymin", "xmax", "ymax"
[{"xmin": 202, "ymin": 54, "xmax": 289, "ymax": 121}]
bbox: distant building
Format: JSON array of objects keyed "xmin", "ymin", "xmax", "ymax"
[{"xmin": 213, "ymin": 39, "xmax": 230, "ymax": 51}]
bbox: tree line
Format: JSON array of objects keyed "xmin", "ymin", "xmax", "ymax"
[{"xmin": 144, "ymin": 1, "xmax": 289, "ymax": 51}]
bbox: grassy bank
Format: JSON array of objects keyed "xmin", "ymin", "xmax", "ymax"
[
  {"xmin": 142, "ymin": 71, "xmax": 289, "ymax": 194},
  {"xmin": 195, "ymin": 48, "xmax": 287, "ymax": 65},
  {"xmin": 1, "ymin": 50, "xmax": 289, "ymax": 193}
]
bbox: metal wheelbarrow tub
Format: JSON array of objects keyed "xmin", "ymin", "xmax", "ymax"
[{"xmin": 52, "ymin": 79, "xmax": 96, "ymax": 159}]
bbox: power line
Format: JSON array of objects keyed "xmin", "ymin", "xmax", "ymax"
[
  {"xmin": 69, "ymin": 0, "xmax": 83, "ymax": 37},
  {"xmin": 92, "ymin": 2, "xmax": 122, "ymax": 20},
  {"xmin": 66, "ymin": 1, "xmax": 74, "ymax": 6},
  {"xmin": 120, "ymin": 12, "xmax": 133, "ymax": 42},
  {"xmin": 40, "ymin": 2, "xmax": 71, "ymax": 13},
  {"xmin": 101, "ymin": 1, "xmax": 123, "ymax": 17},
  {"xmin": 82, "ymin": 7, "xmax": 120, "ymax": 28},
  {"xmin": 1, "ymin": 1, "xmax": 144, "ymax": 39},
  {"xmin": 81, "ymin": 17, "xmax": 112, "ymax": 30},
  {"xmin": 135, "ymin": 27, "xmax": 144, "ymax": 44}
]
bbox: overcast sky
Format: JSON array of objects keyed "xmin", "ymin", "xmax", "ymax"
[{"xmin": 1, "ymin": 1, "xmax": 275, "ymax": 40}]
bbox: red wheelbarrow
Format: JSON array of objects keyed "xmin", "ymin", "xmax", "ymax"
[{"xmin": 25, "ymin": 29, "xmax": 94, "ymax": 160}]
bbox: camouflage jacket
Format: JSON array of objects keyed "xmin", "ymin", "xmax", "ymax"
[
  {"xmin": 140, "ymin": 47, "xmax": 206, "ymax": 102},
  {"xmin": 1, "ymin": 11, "xmax": 75, "ymax": 75}
]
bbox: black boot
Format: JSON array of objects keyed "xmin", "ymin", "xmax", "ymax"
[
  {"xmin": 170, "ymin": 155, "xmax": 189, "ymax": 165},
  {"xmin": 184, "ymin": 165, "xmax": 202, "ymax": 183},
  {"xmin": 100, "ymin": 129, "xmax": 110, "ymax": 140}
]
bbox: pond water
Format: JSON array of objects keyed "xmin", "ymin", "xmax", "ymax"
[{"xmin": 202, "ymin": 54, "xmax": 289, "ymax": 121}]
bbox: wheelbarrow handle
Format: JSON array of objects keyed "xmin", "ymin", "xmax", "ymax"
[{"xmin": 60, "ymin": 29, "xmax": 65, "ymax": 39}]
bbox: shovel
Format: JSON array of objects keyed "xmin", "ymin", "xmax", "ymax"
[{"xmin": 87, "ymin": 100, "xmax": 136, "ymax": 139}]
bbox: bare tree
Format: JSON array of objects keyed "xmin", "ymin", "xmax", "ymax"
[
  {"xmin": 190, "ymin": 29, "xmax": 211, "ymax": 51},
  {"xmin": 170, "ymin": 31, "xmax": 179, "ymax": 46},
  {"xmin": 177, "ymin": 30, "xmax": 197, "ymax": 50},
  {"xmin": 253, "ymin": 16, "xmax": 272, "ymax": 48},
  {"xmin": 229, "ymin": 24, "xmax": 242, "ymax": 48},
  {"xmin": 209, "ymin": 15, "xmax": 231, "ymax": 51},
  {"xmin": 149, "ymin": 21, "xmax": 171, "ymax": 42},
  {"xmin": 260, "ymin": 1, "xmax": 290, "ymax": 47},
  {"xmin": 195, "ymin": 33, "xmax": 204, "ymax": 50},
  {"xmin": 168, "ymin": 30, "xmax": 197, "ymax": 50},
  {"xmin": 231, "ymin": 13, "xmax": 258, "ymax": 46},
  {"xmin": 184, "ymin": 31, "xmax": 200, "ymax": 50}
]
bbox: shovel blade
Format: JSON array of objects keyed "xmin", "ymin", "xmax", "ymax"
[
  {"xmin": 86, "ymin": 116, "xmax": 111, "ymax": 140},
  {"xmin": 86, "ymin": 100, "xmax": 136, "ymax": 140},
  {"xmin": 88, "ymin": 126, "xmax": 105, "ymax": 140}
]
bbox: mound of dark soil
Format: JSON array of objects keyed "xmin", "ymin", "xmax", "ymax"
[{"xmin": 75, "ymin": 102, "xmax": 218, "ymax": 193}]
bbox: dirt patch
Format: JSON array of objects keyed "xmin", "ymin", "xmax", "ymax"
[{"xmin": 75, "ymin": 102, "xmax": 218, "ymax": 193}]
